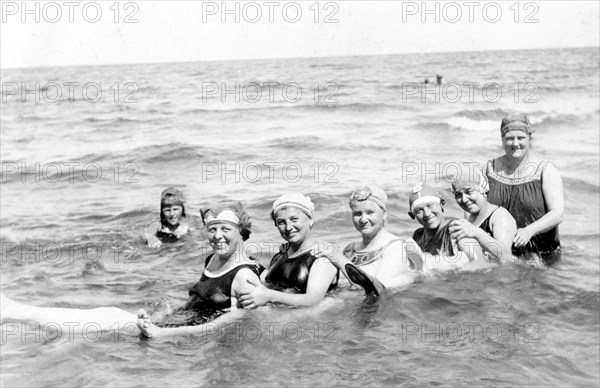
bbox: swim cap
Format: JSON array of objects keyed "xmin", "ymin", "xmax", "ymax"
[
  {"xmin": 161, "ymin": 187, "xmax": 185, "ymax": 207},
  {"xmin": 200, "ymin": 202, "xmax": 252, "ymax": 240},
  {"xmin": 349, "ymin": 186, "xmax": 388, "ymax": 211},
  {"xmin": 500, "ymin": 113, "xmax": 534, "ymax": 137},
  {"xmin": 271, "ymin": 193, "xmax": 315, "ymax": 220},
  {"xmin": 408, "ymin": 183, "xmax": 442, "ymax": 213},
  {"xmin": 451, "ymin": 170, "xmax": 489, "ymax": 194}
]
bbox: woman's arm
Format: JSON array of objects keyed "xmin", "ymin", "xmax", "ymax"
[
  {"xmin": 449, "ymin": 215, "xmax": 515, "ymax": 263},
  {"xmin": 239, "ymin": 258, "xmax": 338, "ymax": 308},
  {"xmin": 373, "ymin": 241, "xmax": 415, "ymax": 289},
  {"xmin": 142, "ymin": 221, "xmax": 162, "ymax": 248},
  {"xmin": 514, "ymin": 163, "xmax": 564, "ymax": 247}
]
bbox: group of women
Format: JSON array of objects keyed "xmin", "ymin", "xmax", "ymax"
[{"xmin": 1, "ymin": 112, "xmax": 564, "ymax": 339}]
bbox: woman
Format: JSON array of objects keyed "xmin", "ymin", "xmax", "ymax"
[
  {"xmin": 448, "ymin": 171, "xmax": 517, "ymax": 264},
  {"xmin": 238, "ymin": 193, "xmax": 339, "ymax": 308},
  {"xmin": 142, "ymin": 187, "xmax": 190, "ymax": 248},
  {"xmin": 483, "ymin": 113, "xmax": 564, "ymax": 265},
  {"xmin": 1, "ymin": 202, "xmax": 262, "ymax": 339}
]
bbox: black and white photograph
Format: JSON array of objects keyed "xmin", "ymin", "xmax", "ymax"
[{"xmin": 1, "ymin": 1, "xmax": 599, "ymax": 386}]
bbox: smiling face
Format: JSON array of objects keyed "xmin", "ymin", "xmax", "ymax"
[
  {"xmin": 161, "ymin": 205, "xmax": 183, "ymax": 227},
  {"xmin": 274, "ymin": 207, "xmax": 312, "ymax": 247},
  {"xmin": 412, "ymin": 200, "xmax": 444, "ymax": 230},
  {"xmin": 350, "ymin": 200, "xmax": 386, "ymax": 239},
  {"xmin": 454, "ymin": 188, "xmax": 487, "ymax": 215},
  {"xmin": 502, "ymin": 130, "xmax": 531, "ymax": 159},
  {"xmin": 207, "ymin": 222, "xmax": 243, "ymax": 257}
]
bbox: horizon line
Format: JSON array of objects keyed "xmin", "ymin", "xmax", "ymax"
[{"xmin": 1, "ymin": 45, "xmax": 597, "ymax": 71}]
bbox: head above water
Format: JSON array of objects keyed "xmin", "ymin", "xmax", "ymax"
[
  {"xmin": 408, "ymin": 183, "xmax": 444, "ymax": 215},
  {"xmin": 200, "ymin": 201, "xmax": 252, "ymax": 241},
  {"xmin": 160, "ymin": 187, "xmax": 186, "ymax": 222},
  {"xmin": 348, "ymin": 185, "xmax": 388, "ymax": 212},
  {"xmin": 271, "ymin": 192, "xmax": 315, "ymax": 221},
  {"xmin": 500, "ymin": 112, "xmax": 534, "ymax": 138}
]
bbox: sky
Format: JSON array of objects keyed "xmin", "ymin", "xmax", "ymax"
[{"xmin": 1, "ymin": 0, "xmax": 599, "ymax": 68}]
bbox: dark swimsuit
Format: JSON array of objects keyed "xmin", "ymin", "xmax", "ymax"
[
  {"xmin": 478, "ymin": 208, "xmax": 499, "ymax": 236},
  {"xmin": 160, "ymin": 254, "xmax": 260, "ymax": 327},
  {"xmin": 156, "ymin": 224, "xmax": 184, "ymax": 243},
  {"xmin": 343, "ymin": 238, "xmax": 423, "ymax": 271},
  {"xmin": 264, "ymin": 245, "xmax": 338, "ymax": 293},
  {"xmin": 412, "ymin": 220, "xmax": 456, "ymax": 257},
  {"xmin": 485, "ymin": 159, "xmax": 561, "ymax": 265}
]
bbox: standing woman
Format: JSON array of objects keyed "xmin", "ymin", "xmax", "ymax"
[
  {"xmin": 239, "ymin": 193, "xmax": 339, "ymax": 308},
  {"xmin": 484, "ymin": 113, "xmax": 564, "ymax": 265}
]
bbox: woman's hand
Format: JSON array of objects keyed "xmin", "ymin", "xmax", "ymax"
[
  {"xmin": 513, "ymin": 227, "xmax": 534, "ymax": 247},
  {"xmin": 146, "ymin": 235, "xmax": 162, "ymax": 248},
  {"xmin": 449, "ymin": 219, "xmax": 482, "ymax": 241},
  {"xmin": 238, "ymin": 278, "xmax": 272, "ymax": 309}
]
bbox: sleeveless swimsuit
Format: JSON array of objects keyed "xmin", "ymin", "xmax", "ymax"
[
  {"xmin": 343, "ymin": 238, "xmax": 423, "ymax": 270},
  {"xmin": 485, "ymin": 160, "xmax": 561, "ymax": 265},
  {"xmin": 161, "ymin": 254, "xmax": 259, "ymax": 327},
  {"xmin": 264, "ymin": 245, "xmax": 338, "ymax": 293},
  {"xmin": 478, "ymin": 207, "xmax": 499, "ymax": 236},
  {"xmin": 412, "ymin": 220, "xmax": 456, "ymax": 257}
]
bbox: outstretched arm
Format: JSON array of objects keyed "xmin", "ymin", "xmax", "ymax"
[
  {"xmin": 142, "ymin": 221, "xmax": 162, "ymax": 248},
  {"xmin": 514, "ymin": 163, "xmax": 564, "ymax": 247}
]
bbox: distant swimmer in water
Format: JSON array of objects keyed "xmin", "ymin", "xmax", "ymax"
[
  {"xmin": 238, "ymin": 193, "xmax": 339, "ymax": 309},
  {"xmin": 406, "ymin": 182, "xmax": 493, "ymax": 273},
  {"xmin": 315, "ymin": 186, "xmax": 422, "ymax": 296},
  {"xmin": 436, "ymin": 74, "xmax": 443, "ymax": 85},
  {"xmin": 142, "ymin": 187, "xmax": 189, "ymax": 248},
  {"xmin": 449, "ymin": 170, "xmax": 517, "ymax": 264},
  {"xmin": 1, "ymin": 202, "xmax": 261, "ymax": 338},
  {"xmin": 483, "ymin": 113, "xmax": 564, "ymax": 266}
]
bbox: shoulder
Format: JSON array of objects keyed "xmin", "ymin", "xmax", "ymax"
[
  {"xmin": 412, "ymin": 227, "xmax": 424, "ymax": 240},
  {"xmin": 491, "ymin": 206, "xmax": 516, "ymax": 226}
]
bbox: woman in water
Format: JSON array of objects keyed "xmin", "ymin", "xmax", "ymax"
[
  {"xmin": 238, "ymin": 193, "xmax": 339, "ymax": 308},
  {"xmin": 142, "ymin": 187, "xmax": 190, "ymax": 248},
  {"xmin": 448, "ymin": 171, "xmax": 517, "ymax": 264},
  {"xmin": 483, "ymin": 113, "xmax": 564, "ymax": 265},
  {"xmin": 316, "ymin": 186, "xmax": 422, "ymax": 296},
  {"xmin": 1, "ymin": 202, "xmax": 262, "ymax": 338}
]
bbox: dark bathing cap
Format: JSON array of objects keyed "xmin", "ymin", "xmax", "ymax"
[
  {"xmin": 161, "ymin": 187, "xmax": 185, "ymax": 207},
  {"xmin": 500, "ymin": 112, "xmax": 534, "ymax": 137}
]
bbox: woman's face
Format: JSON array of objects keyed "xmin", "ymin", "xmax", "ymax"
[
  {"xmin": 412, "ymin": 200, "xmax": 444, "ymax": 230},
  {"xmin": 207, "ymin": 222, "xmax": 243, "ymax": 257},
  {"xmin": 454, "ymin": 188, "xmax": 487, "ymax": 215},
  {"xmin": 161, "ymin": 205, "xmax": 183, "ymax": 227},
  {"xmin": 350, "ymin": 200, "xmax": 386, "ymax": 239},
  {"xmin": 274, "ymin": 207, "xmax": 312, "ymax": 247},
  {"xmin": 502, "ymin": 130, "xmax": 531, "ymax": 159}
]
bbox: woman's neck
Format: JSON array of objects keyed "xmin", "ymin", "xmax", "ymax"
[
  {"xmin": 361, "ymin": 229, "xmax": 386, "ymax": 249},
  {"xmin": 503, "ymin": 152, "xmax": 530, "ymax": 172},
  {"xmin": 211, "ymin": 244, "xmax": 246, "ymax": 270},
  {"xmin": 288, "ymin": 236, "xmax": 315, "ymax": 257},
  {"xmin": 469, "ymin": 202, "xmax": 494, "ymax": 225}
]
